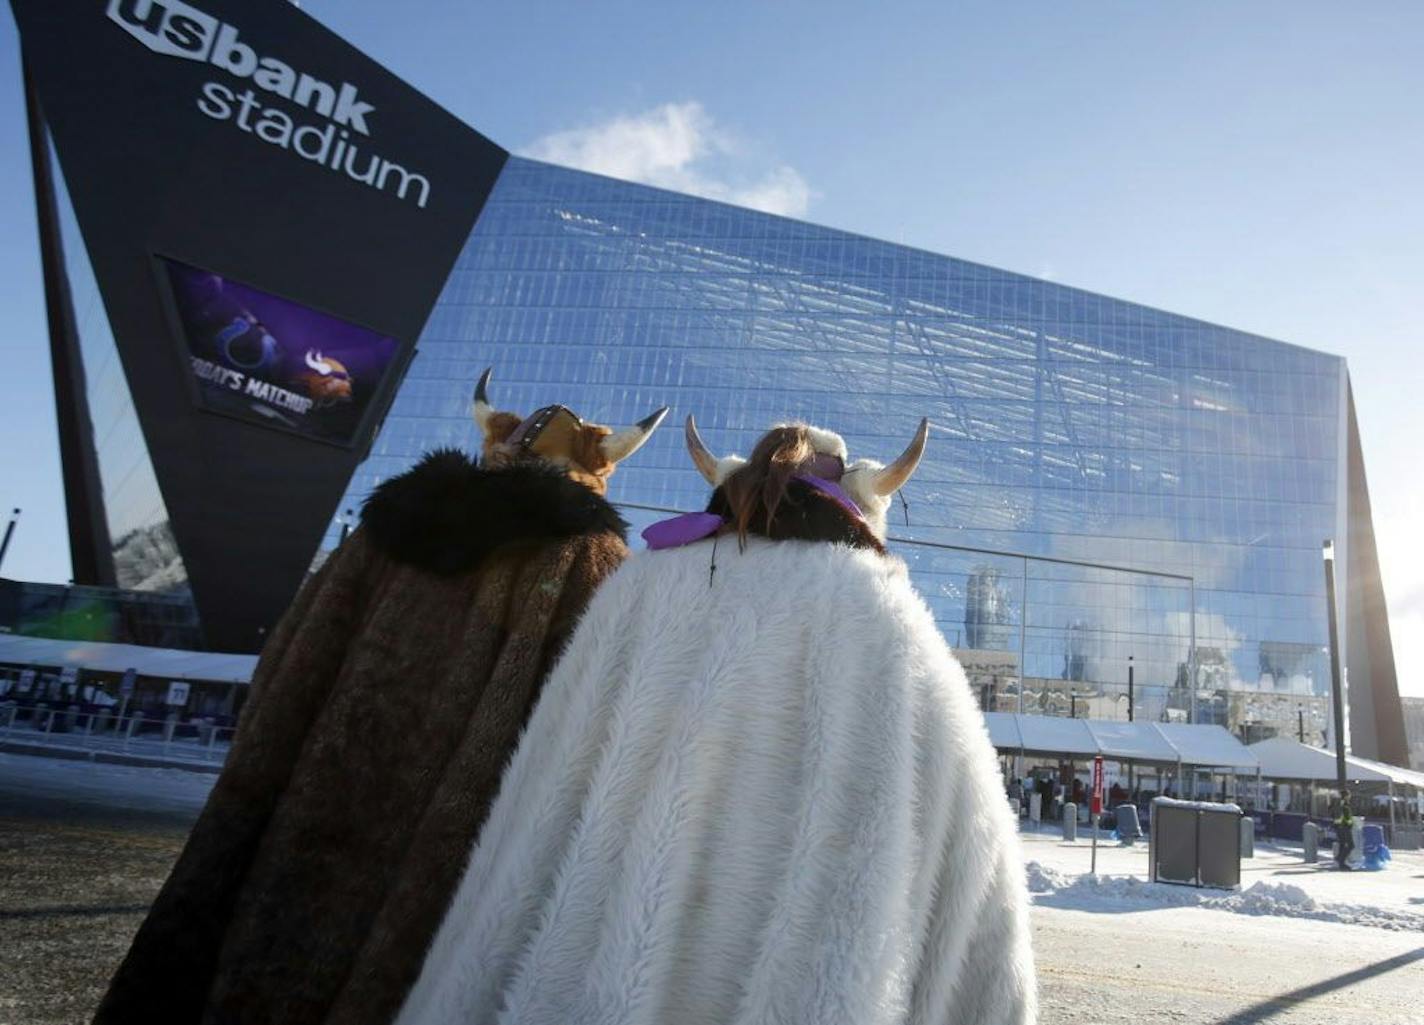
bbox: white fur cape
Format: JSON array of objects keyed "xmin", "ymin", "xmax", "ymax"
[{"xmin": 398, "ymin": 537, "xmax": 1037, "ymax": 1025}]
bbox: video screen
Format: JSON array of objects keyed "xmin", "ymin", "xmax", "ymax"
[{"xmin": 160, "ymin": 257, "xmax": 401, "ymax": 444}]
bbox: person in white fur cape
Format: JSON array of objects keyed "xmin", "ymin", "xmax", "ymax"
[{"xmin": 397, "ymin": 416, "xmax": 1037, "ymax": 1025}]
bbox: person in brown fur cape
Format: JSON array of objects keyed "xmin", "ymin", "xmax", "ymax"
[{"xmin": 93, "ymin": 370, "xmax": 667, "ymax": 1025}]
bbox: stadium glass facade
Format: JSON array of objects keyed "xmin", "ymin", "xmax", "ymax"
[
  {"xmin": 20, "ymin": 0, "xmax": 1400, "ymax": 758},
  {"xmin": 47, "ymin": 134, "xmax": 189, "ymax": 597},
  {"xmin": 321, "ymin": 156, "xmax": 1355, "ymax": 745}
]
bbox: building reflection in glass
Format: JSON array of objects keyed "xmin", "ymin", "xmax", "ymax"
[{"xmin": 318, "ymin": 157, "xmax": 1352, "ymax": 745}]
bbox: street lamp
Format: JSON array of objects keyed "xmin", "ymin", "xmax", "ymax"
[
  {"xmin": 0, "ymin": 508, "xmax": 20, "ymax": 574},
  {"xmin": 1322, "ymin": 539, "xmax": 1348, "ymax": 810},
  {"xmin": 337, "ymin": 507, "xmax": 355, "ymax": 545}
]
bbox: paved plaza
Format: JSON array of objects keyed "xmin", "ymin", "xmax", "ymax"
[{"xmin": 2, "ymin": 754, "xmax": 1421, "ymax": 1024}]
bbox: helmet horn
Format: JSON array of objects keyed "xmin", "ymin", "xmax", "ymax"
[
  {"xmin": 472, "ymin": 367, "xmax": 495, "ymax": 436},
  {"xmin": 684, "ymin": 414, "xmax": 721, "ymax": 485},
  {"xmin": 872, "ymin": 418, "xmax": 930, "ymax": 496},
  {"xmin": 599, "ymin": 406, "xmax": 670, "ymax": 464}
]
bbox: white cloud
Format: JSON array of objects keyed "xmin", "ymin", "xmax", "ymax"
[{"xmin": 521, "ymin": 101, "xmax": 812, "ymax": 218}]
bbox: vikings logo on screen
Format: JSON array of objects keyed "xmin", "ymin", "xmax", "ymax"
[{"xmin": 164, "ymin": 258, "xmax": 398, "ymax": 443}]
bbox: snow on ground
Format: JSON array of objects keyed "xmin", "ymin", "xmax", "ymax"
[
  {"xmin": 1018, "ymin": 823, "xmax": 1424, "ymax": 933},
  {"xmin": 1031, "ymin": 903, "xmax": 1424, "ymax": 1024},
  {"xmin": 5, "ymin": 750, "xmax": 1424, "ymax": 938},
  {"xmin": 0, "ymin": 752, "xmax": 214, "ymax": 820}
]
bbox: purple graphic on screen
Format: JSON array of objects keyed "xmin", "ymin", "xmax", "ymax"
[{"xmin": 162, "ymin": 257, "xmax": 401, "ymax": 444}]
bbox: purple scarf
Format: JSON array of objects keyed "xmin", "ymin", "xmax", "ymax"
[{"xmin": 642, "ymin": 475, "xmax": 864, "ymax": 550}]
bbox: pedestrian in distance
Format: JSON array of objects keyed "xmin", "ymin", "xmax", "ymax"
[{"xmin": 1334, "ymin": 793, "xmax": 1356, "ymax": 872}]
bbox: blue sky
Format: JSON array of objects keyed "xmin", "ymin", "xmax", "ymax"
[{"xmin": 1, "ymin": 1, "xmax": 1421, "ymax": 696}]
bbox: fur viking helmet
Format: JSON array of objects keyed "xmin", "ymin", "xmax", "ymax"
[
  {"xmin": 685, "ymin": 415, "xmax": 930, "ymax": 540},
  {"xmin": 471, "ymin": 368, "xmax": 668, "ymax": 494}
]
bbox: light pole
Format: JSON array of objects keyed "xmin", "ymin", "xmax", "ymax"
[
  {"xmin": 1127, "ymin": 655, "xmax": 1136, "ymax": 796},
  {"xmin": 0, "ymin": 508, "xmax": 20, "ymax": 574},
  {"xmin": 1322, "ymin": 540, "xmax": 1348, "ymax": 809}
]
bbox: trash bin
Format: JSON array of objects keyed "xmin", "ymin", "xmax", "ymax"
[
  {"xmin": 1362, "ymin": 824, "xmax": 1390, "ymax": 871},
  {"xmin": 1302, "ymin": 821, "xmax": 1319, "ymax": 862},
  {"xmin": 1149, "ymin": 797, "xmax": 1242, "ymax": 889},
  {"xmin": 1115, "ymin": 804, "xmax": 1142, "ymax": 845},
  {"xmin": 1062, "ymin": 802, "xmax": 1077, "ymax": 842}
]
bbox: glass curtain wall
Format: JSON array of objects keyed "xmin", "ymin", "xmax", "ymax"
[
  {"xmin": 329, "ymin": 158, "xmax": 1342, "ymax": 738},
  {"xmin": 48, "ymin": 135, "xmax": 189, "ymax": 596}
]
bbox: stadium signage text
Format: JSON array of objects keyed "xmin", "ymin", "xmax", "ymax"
[
  {"xmin": 191, "ymin": 356, "xmax": 316, "ymax": 416},
  {"xmin": 106, "ymin": 0, "xmax": 432, "ymax": 209}
]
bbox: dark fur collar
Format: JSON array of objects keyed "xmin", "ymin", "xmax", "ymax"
[
  {"xmin": 361, "ymin": 450, "xmax": 628, "ymax": 575},
  {"xmin": 706, "ymin": 478, "xmax": 886, "ymax": 554}
]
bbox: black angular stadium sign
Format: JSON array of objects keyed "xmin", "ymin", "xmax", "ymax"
[{"xmin": 12, "ymin": 0, "xmax": 508, "ymax": 650}]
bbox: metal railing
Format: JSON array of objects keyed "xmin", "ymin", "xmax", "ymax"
[
  {"xmin": 0, "ymin": 701, "xmax": 234, "ymax": 764},
  {"xmin": 0, "ymin": 504, "xmax": 1200, "ymax": 771}
]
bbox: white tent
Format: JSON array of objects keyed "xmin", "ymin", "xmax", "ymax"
[
  {"xmin": 0, "ymin": 634, "xmax": 257, "ymax": 684},
  {"xmin": 1156, "ymin": 722, "xmax": 1262, "ymax": 770},
  {"xmin": 1248, "ymin": 736, "xmax": 1421, "ymax": 787},
  {"xmin": 1017, "ymin": 714, "xmax": 1100, "ymax": 758},
  {"xmin": 982, "ymin": 713, "xmax": 1259, "ymax": 769},
  {"xmin": 1247, "ymin": 736, "xmax": 1424, "ymax": 830},
  {"xmin": 1350, "ymin": 754, "xmax": 1424, "ymax": 790},
  {"xmin": 982, "ymin": 711, "xmax": 1024, "ymax": 751},
  {"xmin": 1085, "ymin": 720, "xmax": 1180, "ymax": 764}
]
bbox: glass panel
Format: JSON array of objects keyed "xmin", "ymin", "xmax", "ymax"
[
  {"xmin": 49, "ymin": 134, "xmax": 191, "ymax": 596},
  {"xmin": 327, "ymin": 157, "xmax": 1344, "ymax": 739}
]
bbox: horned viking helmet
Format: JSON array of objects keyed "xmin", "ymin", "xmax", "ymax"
[
  {"xmin": 684, "ymin": 415, "xmax": 930, "ymax": 540},
  {"xmin": 472, "ymin": 368, "xmax": 668, "ymax": 494}
]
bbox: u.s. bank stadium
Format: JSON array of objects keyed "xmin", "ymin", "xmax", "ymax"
[{"xmin": 3, "ymin": 0, "xmax": 1410, "ymax": 776}]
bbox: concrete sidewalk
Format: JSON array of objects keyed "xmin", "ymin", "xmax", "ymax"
[
  {"xmin": 0, "ymin": 726, "xmax": 228, "ymax": 774},
  {"xmin": 1019, "ymin": 821, "xmax": 1424, "ymax": 921},
  {"xmin": 5, "ymin": 754, "xmax": 1424, "ymax": 1024}
]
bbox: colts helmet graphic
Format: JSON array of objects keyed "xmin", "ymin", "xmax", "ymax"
[
  {"xmin": 216, "ymin": 315, "xmax": 280, "ymax": 373},
  {"xmin": 300, "ymin": 350, "xmax": 354, "ymax": 407}
]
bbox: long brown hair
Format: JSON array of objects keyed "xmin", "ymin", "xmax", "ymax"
[{"xmin": 717, "ymin": 424, "xmax": 816, "ymax": 547}]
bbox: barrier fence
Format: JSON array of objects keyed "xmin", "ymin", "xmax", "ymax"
[{"xmin": 0, "ymin": 701, "xmax": 234, "ymax": 765}]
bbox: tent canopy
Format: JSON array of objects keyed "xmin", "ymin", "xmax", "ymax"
[
  {"xmin": 0, "ymin": 634, "xmax": 257, "ymax": 684},
  {"xmin": 983, "ymin": 713, "xmax": 1260, "ymax": 770},
  {"xmin": 1154, "ymin": 722, "xmax": 1262, "ymax": 770},
  {"xmin": 1086, "ymin": 720, "xmax": 1181, "ymax": 763},
  {"xmin": 1018, "ymin": 714, "xmax": 1098, "ymax": 758},
  {"xmin": 1247, "ymin": 736, "xmax": 1424, "ymax": 788}
]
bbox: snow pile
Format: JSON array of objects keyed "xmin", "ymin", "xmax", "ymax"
[
  {"xmin": 1024, "ymin": 861, "xmax": 1074, "ymax": 894},
  {"xmin": 1024, "ymin": 861, "xmax": 1424, "ymax": 932}
]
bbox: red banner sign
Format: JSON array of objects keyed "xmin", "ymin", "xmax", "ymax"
[{"xmin": 1091, "ymin": 755, "xmax": 1104, "ymax": 816}]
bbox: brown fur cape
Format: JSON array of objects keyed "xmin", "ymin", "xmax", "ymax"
[{"xmin": 94, "ymin": 452, "xmax": 628, "ymax": 1025}]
